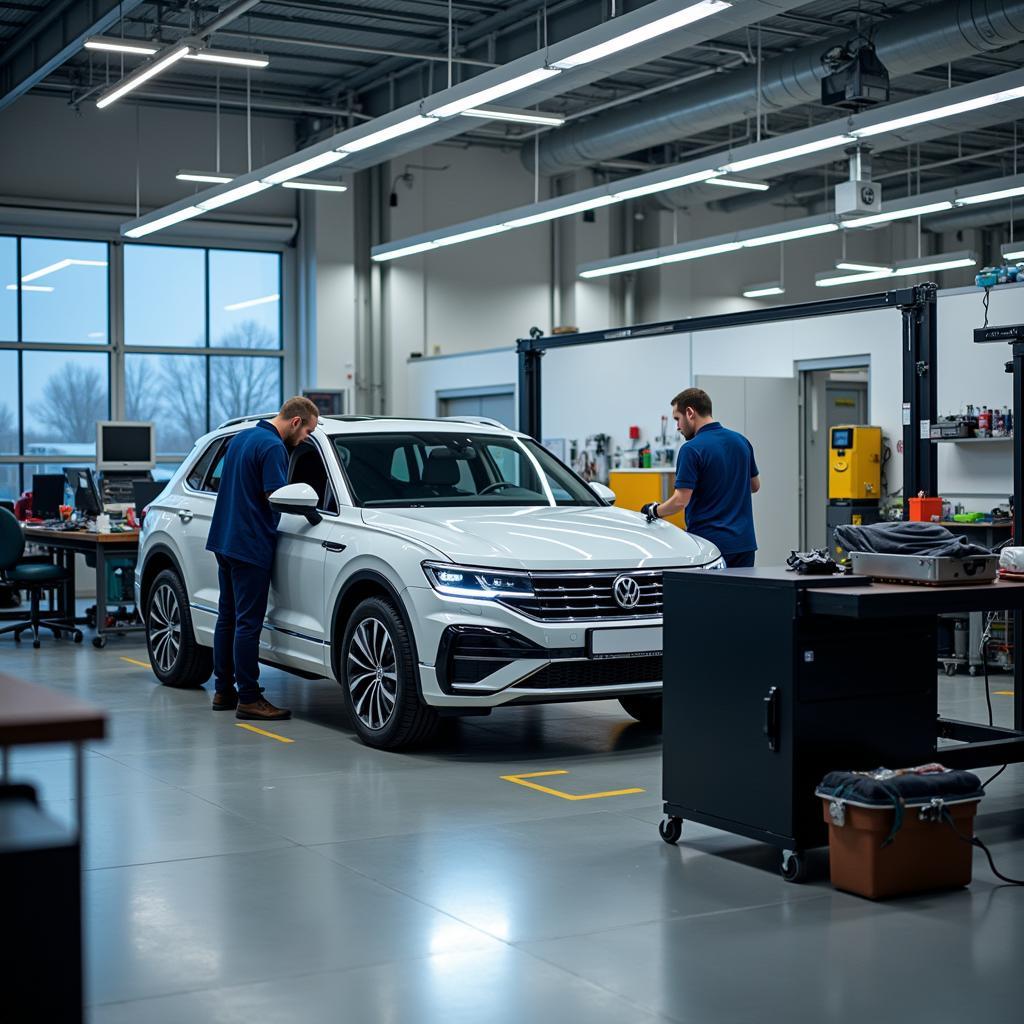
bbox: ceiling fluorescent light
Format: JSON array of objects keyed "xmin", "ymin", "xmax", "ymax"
[
  {"xmin": 433, "ymin": 224, "xmax": 511, "ymax": 248},
  {"xmin": 460, "ymin": 106, "xmax": 565, "ymax": 126},
  {"xmin": 176, "ymin": 169, "xmax": 236, "ymax": 184},
  {"xmin": 956, "ymin": 184, "xmax": 1024, "ymax": 206},
  {"xmin": 338, "ymin": 115, "xmax": 436, "ymax": 153},
  {"xmin": 6, "ymin": 284, "xmax": 54, "ymax": 292},
  {"xmin": 224, "ymin": 293, "xmax": 279, "ymax": 311},
  {"xmin": 504, "ymin": 195, "xmax": 617, "ymax": 228},
  {"xmin": 612, "ymin": 169, "xmax": 720, "ymax": 200},
  {"xmin": 742, "ymin": 283, "xmax": 785, "ymax": 298},
  {"xmin": 551, "ymin": 0, "xmax": 732, "ymax": 70},
  {"xmin": 579, "ymin": 241, "xmax": 741, "ymax": 279},
  {"xmin": 743, "ymin": 223, "xmax": 838, "ymax": 247},
  {"xmin": 892, "ymin": 252, "xmax": 977, "ymax": 277},
  {"xmin": 263, "ymin": 150, "xmax": 347, "ymax": 185},
  {"xmin": 708, "ymin": 177, "xmax": 770, "ymax": 191},
  {"xmin": 720, "ymin": 135, "xmax": 851, "ymax": 174},
  {"xmin": 428, "ymin": 68, "xmax": 561, "ymax": 119},
  {"xmin": 197, "ymin": 180, "xmax": 272, "ymax": 210},
  {"xmin": 84, "ymin": 35, "xmax": 159, "ymax": 56},
  {"xmin": 96, "ymin": 43, "xmax": 191, "ymax": 109},
  {"xmin": 852, "ymin": 85, "xmax": 1024, "ymax": 139},
  {"xmin": 836, "ymin": 260, "xmax": 891, "ymax": 272},
  {"xmin": 123, "ymin": 205, "xmax": 202, "ymax": 238},
  {"xmin": 21, "ymin": 258, "xmax": 107, "ymax": 282},
  {"xmin": 1002, "ymin": 246, "xmax": 1024, "ymax": 261},
  {"xmin": 842, "ymin": 200, "xmax": 953, "ymax": 228},
  {"xmin": 816, "ymin": 268, "xmax": 893, "ymax": 288},
  {"xmin": 372, "ymin": 241, "xmax": 437, "ymax": 262},
  {"xmin": 281, "ymin": 180, "xmax": 348, "ymax": 192},
  {"xmin": 579, "ymin": 255, "xmax": 668, "ymax": 278},
  {"xmin": 662, "ymin": 241, "xmax": 743, "ymax": 265},
  {"xmin": 184, "ymin": 48, "xmax": 269, "ymax": 68}
]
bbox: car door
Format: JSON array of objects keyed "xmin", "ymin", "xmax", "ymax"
[{"xmin": 266, "ymin": 439, "xmax": 348, "ymax": 675}]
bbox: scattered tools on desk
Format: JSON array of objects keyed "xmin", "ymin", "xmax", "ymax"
[{"xmin": 786, "ymin": 549, "xmax": 847, "ymax": 575}]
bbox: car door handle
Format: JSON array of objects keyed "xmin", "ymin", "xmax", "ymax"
[
  {"xmin": 177, "ymin": 509, "xmax": 194, "ymax": 523},
  {"xmin": 321, "ymin": 541, "xmax": 347, "ymax": 552}
]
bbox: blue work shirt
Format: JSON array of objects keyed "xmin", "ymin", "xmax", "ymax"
[
  {"xmin": 675, "ymin": 421, "xmax": 759, "ymax": 555},
  {"xmin": 206, "ymin": 420, "xmax": 288, "ymax": 570}
]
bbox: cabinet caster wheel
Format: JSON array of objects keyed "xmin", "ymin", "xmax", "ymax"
[
  {"xmin": 73, "ymin": 631, "xmax": 84, "ymax": 644},
  {"xmin": 32, "ymin": 640, "xmax": 41, "ymax": 649},
  {"xmin": 659, "ymin": 817, "xmax": 683, "ymax": 845},
  {"xmin": 944, "ymin": 663, "xmax": 956, "ymax": 677},
  {"xmin": 781, "ymin": 850, "xmax": 806, "ymax": 883},
  {"xmin": 92, "ymin": 636, "xmax": 107, "ymax": 649},
  {"xmin": 968, "ymin": 665, "xmax": 979, "ymax": 677}
]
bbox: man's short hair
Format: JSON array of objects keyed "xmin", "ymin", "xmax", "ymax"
[
  {"xmin": 672, "ymin": 387, "xmax": 712, "ymax": 418},
  {"xmin": 280, "ymin": 395, "xmax": 320, "ymax": 423}
]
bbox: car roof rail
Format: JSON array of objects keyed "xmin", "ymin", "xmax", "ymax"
[{"xmin": 439, "ymin": 416, "xmax": 511, "ymax": 430}]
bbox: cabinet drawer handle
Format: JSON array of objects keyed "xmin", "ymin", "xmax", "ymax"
[{"xmin": 763, "ymin": 686, "xmax": 779, "ymax": 752}]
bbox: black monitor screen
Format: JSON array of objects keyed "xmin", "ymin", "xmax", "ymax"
[
  {"xmin": 831, "ymin": 428, "xmax": 853, "ymax": 450},
  {"xmin": 102, "ymin": 425, "xmax": 152, "ymax": 463},
  {"xmin": 64, "ymin": 467, "xmax": 102, "ymax": 514},
  {"xmin": 32, "ymin": 474, "xmax": 65, "ymax": 519}
]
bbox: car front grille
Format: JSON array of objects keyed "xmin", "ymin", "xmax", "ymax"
[
  {"xmin": 514, "ymin": 655, "xmax": 662, "ymax": 690},
  {"xmin": 501, "ymin": 570, "xmax": 663, "ymax": 621}
]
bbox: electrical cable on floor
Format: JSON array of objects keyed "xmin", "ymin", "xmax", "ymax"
[
  {"xmin": 977, "ymin": 626, "xmax": 1009, "ymax": 789},
  {"xmin": 981, "ymin": 764, "xmax": 1008, "ymax": 788},
  {"xmin": 942, "ymin": 808, "xmax": 1024, "ymax": 886}
]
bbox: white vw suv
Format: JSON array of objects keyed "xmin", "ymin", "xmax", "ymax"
[{"xmin": 136, "ymin": 415, "xmax": 724, "ymax": 749}]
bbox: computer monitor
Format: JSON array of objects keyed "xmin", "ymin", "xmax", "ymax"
[
  {"xmin": 64, "ymin": 467, "xmax": 103, "ymax": 515},
  {"xmin": 96, "ymin": 421, "xmax": 156, "ymax": 472},
  {"xmin": 31, "ymin": 473, "xmax": 65, "ymax": 520},
  {"xmin": 133, "ymin": 480, "xmax": 165, "ymax": 523}
]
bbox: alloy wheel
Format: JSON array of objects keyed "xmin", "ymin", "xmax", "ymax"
[
  {"xmin": 347, "ymin": 617, "xmax": 398, "ymax": 731},
  {"xmin": 148, "ymin": 582, "xmax": 182, "ymax": 674}
]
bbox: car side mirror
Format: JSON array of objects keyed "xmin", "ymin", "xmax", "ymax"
[
  {"xmin": 269, "ymin": 483, "xmax": 322, "ymax": 526},
  {"xmin": 590, "ymin": 482, "xmax": 616, "ymax": 504}
]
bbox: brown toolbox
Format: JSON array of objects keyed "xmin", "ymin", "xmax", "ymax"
[{"xmin": 816, "ymin": 766, "xmax": 983, "ymax": 900}]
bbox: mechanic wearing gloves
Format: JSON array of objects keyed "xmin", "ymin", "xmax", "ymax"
[
  {"xmin": 206, "ymin": 396, "xmax": 319, "ymax": 720},
  {"xmin": 641, "ymin": 387, "xmax": 761, "ymax": 568}
]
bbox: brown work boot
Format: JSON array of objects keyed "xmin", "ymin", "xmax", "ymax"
[
  {"xmin": 212, "ymin": 691, "xmax": 238, "ymax": 711},
  {"xmin": 236, "ymin": 697, "xmax": 292, "ymax": 721}
]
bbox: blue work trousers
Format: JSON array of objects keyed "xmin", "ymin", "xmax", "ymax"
[
  {"xmin": 724, "ymin": 550, "xmax": 755, "ymax": 568},
  {"xmin": 213, "ymin": 553, "xmax": 271, "ymax": 704}
]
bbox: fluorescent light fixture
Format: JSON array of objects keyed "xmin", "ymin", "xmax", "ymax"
[
  {"xmin": 612, "ymin": 168, "xmax": 720, "ymax": 200},
  {"xmin": 433, "ymin": 224, "xmax": 510, "ymax": 248},
  {"xmin": 1002, "ymin": 246, "xmax": 1024, "ymax": 261},
  {"xmin": 338, "ymin": 115, "xmax": 437, "ymax": 153},
  {"xmin": 504, "ymin": 195, "xmax": 617, "ymax": 228},
  {"xmin": 891, "ymin": 253, "xmax": 977, "ymax": 277},
  {"xmin": 742, "ymin": 283, "xmax": 785, "ymax": 298},
  {"xmin": 720, "ymin": 135, "xmax": 851, "ymax": 175},
  {"xmin": 743, "ymin": 223, "xmax": 839, "ymax": 247},
  {"xmin": 842, "ymin": 200, "xmax": 953, "ymax": 229},
  {"xmin": 21, "ymin": 258, "xmax": 107, "ymax": 283},
  {"xmin": 551, "ymin": 0, "xmax": 731, "ymax": 70},
  {"xmin": 579, "ymin": 255, "xmax": 668, "ymax": 278},
  {"xmin": 224, "ymin": 293, "xmax": 279, "ymax": 311},
  {"xmin": 176, "ymin": 169, "xmax": 236, "ymax": 184},
  {"xmin": 428, "ymin": 68, "xmax": 560, "ymax": 119},
  {"xmin": 836, "ymin": 260, "xmax": 892, "ymax": 272},
  {"xmin": 184, "ymin": 48, "xmax": 269, "ymax": 68},
  {"xmin": 580, "ymin": 242, "xmax": 741, "ymax": 279},
  {"xmin": 816, "ymin": 268, "xmax": 893, "ymax": 287},
  {"xmin": 197, "ymin": 180, "xmax": 272, "ymax": 211},
  {"xmin": 707, "ymin": 177, "xmax": 770, "ymax": 192},
  {"xmin": 96, "ymin": 43, "xmax": 191, "ymax": 109},
  {"xmin": 84, "ymin": 35, "xmax": 159, "ymax": 56},
  {"xmin": 956, "ymin": 184, "xmax": 1024, "ymax": 206},
  {"xmin": 372, "ymin": 241, "xmax": 437, "ymax": 262},
  {"xmin": 460, "ymin": 106, "xmax": 565, "ymax": 126},
  {"xmin": 6, "ymin": 284, "xmax": 54, "ymax": 292},
  {"xmin": 281, "ymin": 180, "xmax": 348, "ymax": 192},
  {"xmin": 263, "ymin": 150, "xmax": 347, "ymax": 185},
  {"xmin": 123, "ymin": 205, "xmax": 202, "ymax": 238},
  {"xmin": 852, "ymin": 85, "xmax": 1024, "ymax": 139}
]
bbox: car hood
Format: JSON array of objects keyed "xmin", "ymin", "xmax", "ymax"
[{"xmin": 360, "ymin": 505, "xmax": 721, "ymax": 570}]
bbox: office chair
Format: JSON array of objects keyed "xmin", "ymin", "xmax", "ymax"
[{"xmin": 0, "ymin": 508, "xmax": 81, "ymax": 649}]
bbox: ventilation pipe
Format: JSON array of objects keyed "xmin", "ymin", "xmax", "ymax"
[{"xmin": 526, "ymin": 0, "xmax": 1024, "ymax": 176}]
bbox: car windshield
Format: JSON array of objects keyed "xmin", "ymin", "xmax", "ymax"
[{"xmin": 330, "ymin": 432, "xmax": 601, "ymax": 508}]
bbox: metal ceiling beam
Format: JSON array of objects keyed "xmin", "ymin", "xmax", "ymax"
[{"xmin": 0, "ymin": 0, "xmax": 147, "ymax": 112}]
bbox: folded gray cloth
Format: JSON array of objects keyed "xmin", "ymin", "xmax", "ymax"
[{"xmin": 834, "ymin": 521, "xmax": 991, "ymax": 558}]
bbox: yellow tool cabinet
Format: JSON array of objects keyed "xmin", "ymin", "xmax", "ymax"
[{"xmin": 608, "ymin": 468, "xmax": 686, "ymax": 529}]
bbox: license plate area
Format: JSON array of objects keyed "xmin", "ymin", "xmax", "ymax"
[{"xmin": 587, "ymin": 626, "xmax": 663, "ymax": 660}]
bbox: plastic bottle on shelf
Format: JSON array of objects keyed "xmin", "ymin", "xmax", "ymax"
[
  {"xmin": 978, "ymin": 405, "xmax": 991, "ymax": 438},
  {"xmin": 994, "ymin": 407, "xmax": 1005, "ymax": 437}
]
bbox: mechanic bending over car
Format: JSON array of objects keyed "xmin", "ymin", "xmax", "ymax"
[
  {"xmin": 641, "ymin": 387, "xmax": 761, "ymax": 569},
  {"xmin": 206, "ymin": 396, "xmax": 320, "ymax": 720}
]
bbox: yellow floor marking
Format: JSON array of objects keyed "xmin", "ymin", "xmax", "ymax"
[
  {"xmin": 501, "ymin": 769, "xmax": 644, "ymax": 801},
  {"xmin": 235, "ymin": 722, "xmax": 294, "ymax": 743},
  {"xmin": 994, "ymin": 690, "xmax": 1015, "ymax": 696},
  {"xmin": 120, "ymin": 656, "xmax": 151, "ymax": 669}
]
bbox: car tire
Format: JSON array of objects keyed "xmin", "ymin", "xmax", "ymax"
[
  {"xmin": 619, "ymin": 694, "xmax": 662, "ymax": 728},
  {"xmin": 145, "ymin": 568, "xmax": 213, "ymax": 689},
  {"xmin": 340, "ymin": 596, "xmax": 439, "ymax": 750}
]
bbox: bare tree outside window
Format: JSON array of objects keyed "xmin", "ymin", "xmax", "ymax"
[{"xmin": 36, "ymin": 363, "xmax": 107, "ymax": 442}]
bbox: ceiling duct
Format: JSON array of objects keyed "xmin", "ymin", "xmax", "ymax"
[{"xmin": 526, "ymin": 0, "xmax": 1024, "ymax": 176}]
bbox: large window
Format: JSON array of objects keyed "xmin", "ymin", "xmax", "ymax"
[{"xmin": 0, "ymin": 237, "xmax": 284, "ymax": 501}]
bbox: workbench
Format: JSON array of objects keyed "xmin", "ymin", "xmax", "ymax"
[{"xmin": 660, "ymin": 567, "xmax": 1024, "ymax": 880}]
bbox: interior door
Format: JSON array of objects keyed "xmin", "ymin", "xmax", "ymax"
[{"xmin": 695, "ymin": 374, "xmax": 799, "ymax": 564}]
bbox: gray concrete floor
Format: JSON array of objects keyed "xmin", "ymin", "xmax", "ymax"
[{"xmin": 3, "ymin": 622, "xmax": 1023, "ymax": 1024}]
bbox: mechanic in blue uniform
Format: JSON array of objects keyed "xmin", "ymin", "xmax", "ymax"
[
  {"xmin": 641, "ymin": 387, "xmax": 760, "ymax": 568},
  {"xmin": 206, "ymin": 396, "xmax": 319, "ymax": 720}
]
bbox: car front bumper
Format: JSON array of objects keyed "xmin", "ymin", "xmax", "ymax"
[{"xmin": 403, "ymin": 585, "xmax": 663, "ymax": 709}]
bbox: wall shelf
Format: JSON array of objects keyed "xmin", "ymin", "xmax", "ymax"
[{"xmin": 930, "ymin": 436, "xmax": 1013, "ymax": 444}]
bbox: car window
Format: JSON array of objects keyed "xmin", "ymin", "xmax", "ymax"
[
  {"xmin": 205, "ymin": 437, "xmax": 232, "ymax": 493},
  {"xmin": 288, "ymin": 443, "xmax": 338, "ymax": 514},
  {"xmin": 331, "ymin": 432, "xmax": 600, "ymax": 508},
  {"xmin": 186, "ymin": 439, "xmax": 220, "ymax": 491}
]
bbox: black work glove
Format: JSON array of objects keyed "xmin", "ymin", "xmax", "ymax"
[{"xmin": 641, "ymin": 502, "xmax": 660, "ymax": 522}]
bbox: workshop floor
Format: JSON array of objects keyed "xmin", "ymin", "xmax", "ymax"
[{"xmin": 4, "ymin": 627, "xmax": 1023, "ymax": 1024}]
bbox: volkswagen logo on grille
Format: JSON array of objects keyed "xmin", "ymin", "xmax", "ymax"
[{"xmin": 612, "ymin": 574, "xmax": 641, "ymax": 610}]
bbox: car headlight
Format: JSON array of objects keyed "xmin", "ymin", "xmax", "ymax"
[
  {"xmin": 422, "ymin": 561, "xmax": 534, "ymax": 599},
  {"xmin": 701, "ymin": 556, "xmax": 727, "ymax": 571}
]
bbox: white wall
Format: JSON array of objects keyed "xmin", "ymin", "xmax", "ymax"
[{"xmin": 406, "ymin": 347, "xmax": 517, "ymax": 420}]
